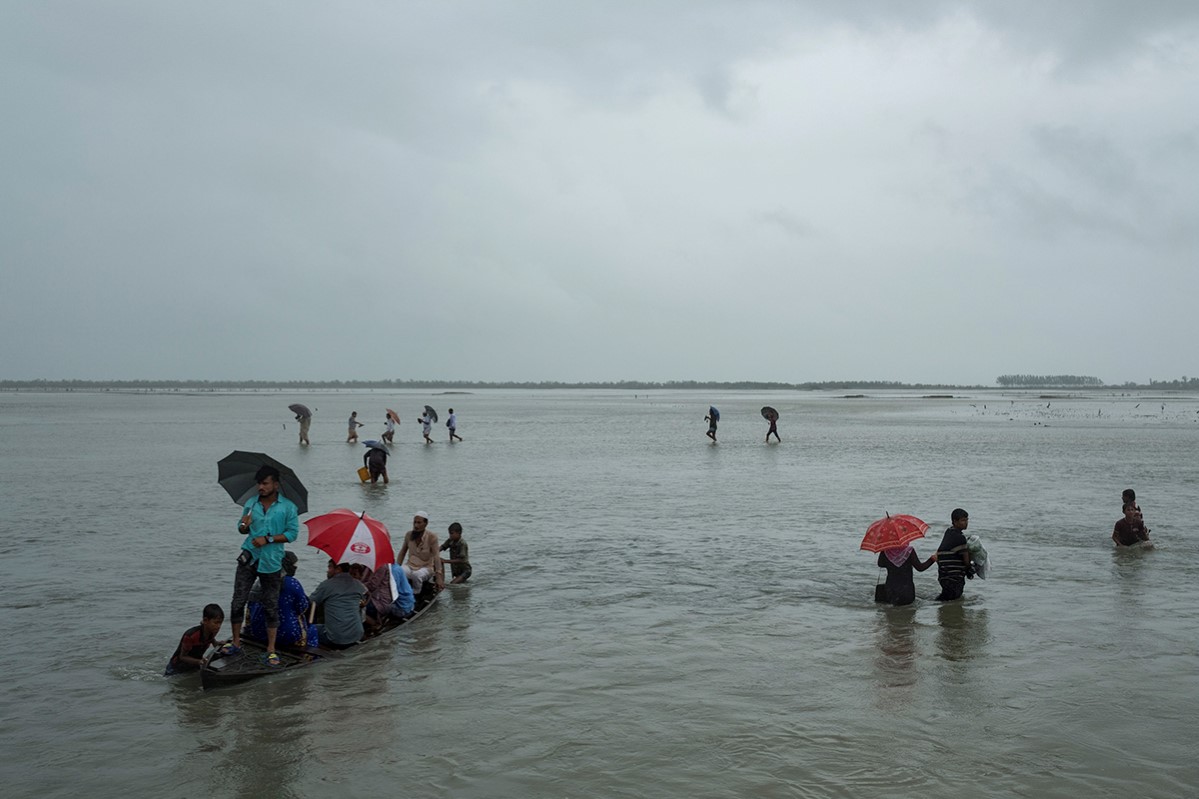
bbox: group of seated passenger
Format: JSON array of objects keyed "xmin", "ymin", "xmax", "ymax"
[
  {"xmin": 168, "ymin": 513, "xmax": 469, "ymax": 672},
  {"xmin": 245, "ymin": 511, "xmax": 454, "ymax": 649},
  {"xmin": 308, "ymin": 557, "xmax": 426, "ymax": 647}
]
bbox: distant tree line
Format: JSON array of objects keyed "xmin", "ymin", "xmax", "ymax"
[
  {"xmin": 0, "ymin": 377, "xmax": 982, "ymax": 391},
  {"xmin": 5, "ymin": 376, "xmax": 1196, "ymax": 391},
  {"xmin": 995, "ymin": 374, "xmax": 1104, "ymax": 387},
  {"xmin": 1141, "ymin": 376, "xmax": 1199, "ymax": 389}
]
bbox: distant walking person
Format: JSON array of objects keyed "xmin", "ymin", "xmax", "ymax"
[
  {"xmin": 705, "ymin": 406, "xmax": 719, "ymax": 443},
  {"xmin": 347, "ymin": 412, "xmax": 363, "ymax": 443},
  {"xmin": 419, "ymin": 411, "xmax": 434, "ymax": 445},
  {"xmin": 447, "ymin": 408, "xmax": 463, "ymax": 442},
  {"xmin": 935, "ymin": 508, "xmax": 973, "ymax": 602},
  {"xmin": 762, "ymin": 407, "xmax": 780, "ymax": 444},
  {"xmin": 382, "ymin": 415, "xmax": 395, "ymax": 444},
  {"xmin": 296, "ymin": 412, "xmax": 311, "ymax": 446}
]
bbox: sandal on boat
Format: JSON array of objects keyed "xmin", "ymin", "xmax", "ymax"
[
  {"xmin": 216, "ymin": 643, "xmax": 242, "ymax": 656},
  {"xmin": 265, "ymin": 652, "xmax": 282, "ymax": 667}
]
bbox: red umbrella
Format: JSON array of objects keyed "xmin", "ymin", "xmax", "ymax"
[
  {"xmin": 386, "ymin": 408, "xmax": 400, "ymax": 424},
  {"xmin": 304, "ymin": 509, "xmax": 396, "ymax": 570},
  {"xmin": 860, "ymin": 513, "xmax": 929, "ymax": 552}
]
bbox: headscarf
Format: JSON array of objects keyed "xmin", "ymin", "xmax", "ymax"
[{"xmin": 883, "ymin": 545, "xmax": 914, "ymax": 568}]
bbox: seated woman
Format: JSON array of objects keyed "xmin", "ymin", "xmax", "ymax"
[
  {"xmin": 876, "ymin": 545, "xmax": 937, "ymax": 606},
  {"xmin": 248, "ymin": 552, "xmax": 319, "ymax": 648},
  {"xmin": 359, "ymin": 564, "xmax": 416, "ymax": 633}
]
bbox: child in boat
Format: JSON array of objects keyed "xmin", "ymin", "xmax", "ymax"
[
  {"xmin": 440, "ymin": 522, "xmax": 472, "ymax": 584},
  {"xmin": 165, "ymin": 604, "xmax": 224, "ymax": 676}
]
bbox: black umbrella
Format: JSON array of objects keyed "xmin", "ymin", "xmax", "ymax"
[
  {"xmin": 288, "ymin": 403, "xmax": 312, "ymax": 419},
  {"xmin": 761, "ymin": 406, "xmax": 779, "ymax": 422},
  {"xmin": 423, "ymin": 405, "xmax": 439, "ymax": 423},
  {"xmin": 217, "ymin": 451, "xmax": 308, "ymax": 514}
]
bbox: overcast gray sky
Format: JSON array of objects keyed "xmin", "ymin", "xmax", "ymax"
[{"xmin": 2, "ymin": 1, "xmax": 1196, "ymax": 385}]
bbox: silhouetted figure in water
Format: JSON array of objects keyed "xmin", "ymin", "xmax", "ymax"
[{"xmin": 765, "ymin": 417, "xmax": 779, "ymax": 443}]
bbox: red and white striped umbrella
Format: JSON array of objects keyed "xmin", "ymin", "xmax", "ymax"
[{"xmin": 304, "ymin": 509, "xmax": 396, "ymax": 570}]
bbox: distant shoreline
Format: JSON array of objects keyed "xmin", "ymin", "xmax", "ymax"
[{"xmin": 1, "ymin": 379, "xmax": 1194, "ymax": 392}]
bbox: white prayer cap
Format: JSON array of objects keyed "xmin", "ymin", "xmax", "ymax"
[{"xmin": 414, "ymin": 510, "xmax": 429, "ymax": 520}]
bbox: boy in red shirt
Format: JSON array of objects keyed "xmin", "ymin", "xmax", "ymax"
[{"xmin": 164, "ymin": 604, "xmax": 225, "ymax": 675}]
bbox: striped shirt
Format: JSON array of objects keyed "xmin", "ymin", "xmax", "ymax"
[{"xmin": 936, "ymin": 527, "xmax": 969, "ymax": 578}]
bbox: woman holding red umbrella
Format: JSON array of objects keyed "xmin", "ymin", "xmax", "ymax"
[
  {"xmin": 876, "ymin": 546, "xmax": 937, "ymax": 606},
  {"xmin": 861, "ymin": 513, "xmax": 937, "ymax": 606}
]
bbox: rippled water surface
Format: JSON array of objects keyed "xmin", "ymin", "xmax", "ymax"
[{"xmin": 2, "ymin": 389, "xmax": 1197, "ymax": 798}]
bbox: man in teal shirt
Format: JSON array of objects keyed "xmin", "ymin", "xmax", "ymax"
[{"xmin": 218, "ymin": 465, "xmax": 300, "ymax": 666}]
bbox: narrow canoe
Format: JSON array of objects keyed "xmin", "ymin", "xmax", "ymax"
[{"xmin": 200, "ymin": 589, "xmax": 439, "ymax": 691}]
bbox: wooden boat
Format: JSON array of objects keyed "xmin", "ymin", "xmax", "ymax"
[{"xmin": 200, "ymin": 588, "xmax": 439, "ymax": 691}]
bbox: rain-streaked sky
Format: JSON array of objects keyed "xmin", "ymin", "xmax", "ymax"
[{"xmin": 3, "ymin": 2, "xmax": 1196, "ymax": 385}]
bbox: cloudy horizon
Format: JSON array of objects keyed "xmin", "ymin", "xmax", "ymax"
[{"xmin": 3, "ymin": 2, "xmax": 1196, "ymax": 386}]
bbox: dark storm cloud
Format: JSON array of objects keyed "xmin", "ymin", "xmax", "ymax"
[{"xmin": 1, "ymin": 1, "xmax": 1196, "ymax": 384}]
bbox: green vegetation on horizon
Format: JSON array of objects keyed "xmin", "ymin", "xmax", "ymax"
[{"xmin": 2, "ymin": 375, "xmax": 1197, "ymax": 391}]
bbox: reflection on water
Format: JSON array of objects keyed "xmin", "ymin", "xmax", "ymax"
[
  {"xmin": 935, "ymin": 603, "xmax": 990, "ymax": 663},
  {"xmin": 1112, "ymin": 544, "xmax": 1153, "ymax": 583},
  {"xmin": 172, "ymin": 678, "xmax": 313, "ymax": 799},
  {"xmin": 872, "ymin": 606, "xmax": 919, "ymax": 711},
  {"xmin": 360, "ymin": 482, "xmax": 390, "ymax": 506},
  {"xmin": 442, "ymin": 587, "xmax": 474, "ymax": 649}
]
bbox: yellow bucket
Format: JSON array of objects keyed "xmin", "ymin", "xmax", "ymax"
[{"xmin": 357, "ymin": 466, "xmax": 370, "ymax": 483}]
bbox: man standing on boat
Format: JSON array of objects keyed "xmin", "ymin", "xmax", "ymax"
[
  {"xmin": 396, "ymin": 511, "xmax": 444, "ymax": 594},
  {"xmin": 218, "ymin": 465, "xmax": 300, "ymax": 667}
]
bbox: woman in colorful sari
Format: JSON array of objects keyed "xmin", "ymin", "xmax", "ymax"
[{"xmin": 248, "ymin": 552, "xmax": 318, "ymax": 647}]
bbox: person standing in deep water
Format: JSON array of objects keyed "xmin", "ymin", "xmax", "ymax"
[
  {"xmin": 1113, "ymin": 502, "xmax": 1151, "ymax": 546},
  {"xmin": 935, "ymin": 508, "xmax": 973, "ymax": 601},
  {"xmin": 876, "ymin": 545, "xmax": 937, "ymax": 606}
]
